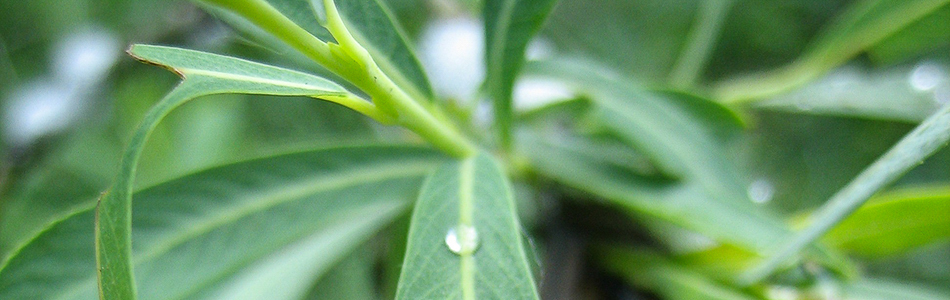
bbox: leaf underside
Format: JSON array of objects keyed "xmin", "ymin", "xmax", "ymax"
[{"xmin": 1, "ymin": 146, "xmax": 442, "ymax": 300}]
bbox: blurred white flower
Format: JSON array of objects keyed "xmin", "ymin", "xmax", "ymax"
[
  {"xmin": 418, "ymin": 17, "xmax": 485, "ymax": 102},
  {"xmin": 512, "ymin": 77, "xmax": 573, "ymax": 111},
  {"xmin": 418, "ymin": 17, "xmax": 565, "ymax": 110}
]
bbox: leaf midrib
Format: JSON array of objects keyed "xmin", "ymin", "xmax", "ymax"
[
  {"xmin": 458, "ymin": 158, "xmax": 476, "ymax": 300},
  {"xmin": 183, "ymin": 69, "xmax": 345, "ymax": 93}
]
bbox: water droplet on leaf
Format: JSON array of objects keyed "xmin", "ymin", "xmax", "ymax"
[
  {"xmin": 445, "ymin": 224, "xmax": 480, "ymax": 255},
  {"xmin": 909, "ymin": 62, "xmax": 945, "ymax": 92},
  {"xmin": 747, "ymin": 179, "xmax": 775, "ymax": 204}
]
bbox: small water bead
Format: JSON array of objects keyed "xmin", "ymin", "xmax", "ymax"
[
  {"xmin": 445, "ymin": 224, "xmax": 480, "ymax": 255},
  {"xmin": 747, "ymin": 179, "xmax": 775, "ymax": 204},
  {"xmin": 909, "ymin": 62, "xmax": 945, "ymax": 92}
]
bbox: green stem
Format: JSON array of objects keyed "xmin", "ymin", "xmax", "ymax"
[
  {"xmin": 669, "ymin": 0, "xmax": 734, "ymax": 89},
  {"xmin": 199, "ymin": 0, "xmax": 477, "ymax": 158},
  {"xmin": 199, "ymin": 0, "xmax": 335, "ymax": 68},
  {"xmin": 353, "ymin": 65, "xmax": 477, "ymax": 158}
]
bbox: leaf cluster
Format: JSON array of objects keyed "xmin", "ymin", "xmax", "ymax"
[{"xmin": 1, "ymin": 0, "xmax": 950, "ymax": 299}]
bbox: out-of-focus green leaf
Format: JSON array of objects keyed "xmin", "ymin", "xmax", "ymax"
[
  {"xmin": 543, "ymin": 0, "xmax": 697, "ymax": 81},
  {"xmin": 96, "ymin": 44, "xmax": 382, "ymax": 299},
  {"xmin": 743, "ymin": 103, "xmax": 950, "ymax": 284},
  {"xmin": 844, "ymin": 278, "xmax": 950, "ymax": 300},
  {"xmin": 657, "ymin": 90, "xmax": 746, "ymax": 141},
  {"xmin": 756, "ymin": 64, "xmax": 946, "ymax": 123},
  {"xmin": 526, "ymin": 62, "xmax": 800, "ymax": 253},
  {"xmin": 868, "ymin": 6, "xmax": 950, "ymax": 65},
  {"xmin": 864, "ymin": 244, "xmax": 950, "ymax": 289},
  {"xmin": 0, "ymin": 129, "xmax": 121, "ymax": 263},
  {"xmin": 715, "ymin": 0, "xmax": 950, "ymax": 103},
  {"xmin": 526, "ymin": 58, "xmax": 762, "ymax": 225},
  {"xmin": 483, "ymin": 0, "xmax": 559, "ymax": 147},
  {"xmin": 822, "ymin": 186, "xmax": 950, "ymax": 258},
  {"xmin": 518, "ymin": 131, "xmax": 787, "ymax": 256},
  {"xmin": 0, "ymin": 145, "xmax": 441, "ymax": 300},
  {"xmin": 599, "ymin": 246, "xmax": 761, "ymax": 300},
  {"xmin": 668, "ymin": 0, "xmax": 734, "ymax": 88},
  {"xmin": 326, "ymin": 0, "xmax": 436, "ymax": 102},
  {"xmin": 515, "ymin": 91, "xmax": 856, "ymax": 278},
  {"xmin": 304, "ymin": 245, "xmax": 377, "ymax": 300},
  {"xmin": 396, "ymin": 153, "xmax": 539, "ymax": 299}
]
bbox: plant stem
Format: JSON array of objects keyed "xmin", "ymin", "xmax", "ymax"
[
  {"xmin": 198, "ymin": 0, "xmax": 477, "ymax": 158},
  {"xmin": 358, "ymin": 66, "xmax": 478, "ymax": 158},
  {"xmin": 669, "ymin": 0, "xmax": 733, "ymax": 89},
  {"xmin": 739, "ymin": 103, "xmax": 950, "ymax": 285}
]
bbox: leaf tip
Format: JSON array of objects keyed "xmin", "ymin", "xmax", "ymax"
[{"xmin": 127, "ymin": 44, "xmax": 185, "ymax": 79}]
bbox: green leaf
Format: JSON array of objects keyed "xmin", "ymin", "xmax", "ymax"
[
  {"xmin": 599, "ymin": 246, "xmax": 760, "ymax": 300},
  {"xmin": 95, "ymin": 44, "xmax": 388, "ymax": 299},
  {"xmin": 742, "ymin": 103, "xmax": 950, "ymax": 284},
  {"xmin": 755, "ymin": 64, "xmax": 946, "ymax": 123},
  {"xmin": 668, "ymin": 0, "xmax": 734, "ymax": 88},
  {"xmin": 518, "ymin": 131, "xmax": 788, "ymax": 256},
  {"xmin": 715, "ymin": 0, "xmax": 950, "ymax": 103},
  {"xmin": 483, "ymin": 0, "xmax": 559, "ymax": 148},
  {"xmin": 526, "ymin": 58, "xmax": 756, "ymax": 222},
  {"xmin": 844, "ymin": 278, "xmax": 950, "ymax": 300},
  {"xmin": 264, "ymin": 0, "xmax": 333, "ymax": 41},
  {"xmin": 327, "ymin": 0, "xmax": 436, "ymax": 102},
  {"xmin": 823, "ymin": 186, "xmax": 950, "ymax": 258},
  {"xmin": 396, "ymin": 152, "xmax": 539, "ymax": 299},
  {"xmin": 304, "ymin": 246, "xmax": 378, "ymax": 300},
  {"xmin": 0, "ymin": 145, "xmax": 441, "ymax": 299},
  {"xmin": 868, "ymin": 6, "xmax": 950, "ymax": 65},
  {"xmin": 515, "ymin": 92, "xmax": 855, "ymax": 278}
]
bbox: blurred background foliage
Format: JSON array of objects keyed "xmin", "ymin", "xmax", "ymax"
[{"xmin": 1, "ymin": 0, "xmax": 948, "ymax": 298}]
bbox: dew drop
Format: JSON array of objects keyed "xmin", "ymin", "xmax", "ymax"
[
  {"xmin": 445, "ymin": 224, "xmax": 480, "ymax": 255},
  {"xmin": 909, "ymin": 62, "xmax": 945, "ymax": 92},
  {"xmin": 747, "ymin": 179, "xmax": 775, "ymax": 204}
]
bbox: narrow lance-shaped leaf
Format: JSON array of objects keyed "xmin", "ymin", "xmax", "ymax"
[
  {"xmin": 484, "ymin": 0, "xmax": 559, "ymax": 148},
  {"xmin": 525, "ymin": 59, "xmax": 760, "ymax": 222},
  {"xmin": 715, "ymin": 0, "xmax": 950, "ymax": 103},
  {"xmin": 1, "ymin": 145, "xmax": 442, "ymax": 300},
  {"xmin": 518, "ymin": 131, "xmax": 789, "ymax": 256},
  {"xmin": 741, "ymin": 103, "xmax": 950, "ymax": 284},
  {"xmin": 396, "ymin": 152, "xmax": 540, "ymax": 299},
  {"xmin": 844, "ymin": 278, "xmax": 950, "ymax": 300},
  {"xmin": 868, "ymin": 5, "xmax": 950, "ymax": 64},
  {"xmin": 755, "ymin": 64, "xmax": 945, "ymax": 123},
  {"xmin": 668, "ymin": 0, "xmax": 734, "ymax": 88},
  {"xmin": 95, "ymin": 44, "xmax": 387, "ymax": 299},
  {"xmin": 514, "ymin": 83, "xmax": 855, "ymax": 278}
]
